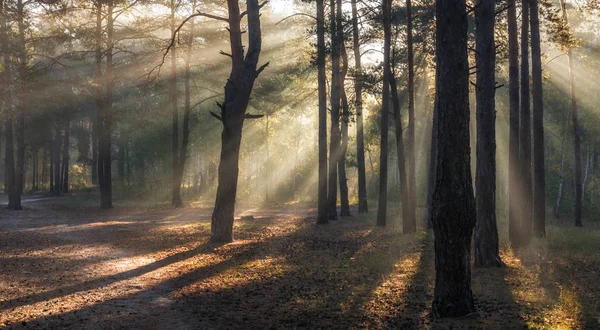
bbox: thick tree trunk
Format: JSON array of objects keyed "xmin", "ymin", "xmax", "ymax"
[
  {"xmin": 405, "ymin": 0, "xmax": 417, "ymax": 231},
  {"xmin": 377, "ymin": 0, "xmax": 392, "ymax": 227},
  {"xmin": 431, "ymin": 0, "xmax": 476, "ymax": 317},
  {"xmin": 530, "ymin": 0, "xmax": 546, "ymax": 237},
  {"xmin": 390, "ymin": 73, "xmax": 411, "ymax": 233},
  {"xmin": 560, "ymin": 0, "xmax": 582, "ymax": 227},
  {"xmin": 474, "ymin": 0, "xmax": 504, "ymax": 268},
  {"xmin": 351, "ymin": 0, "xmax": 368, "ymax": 214},
  {"xmin": 316, "ymin": 0, "xmax": 329, "ymax": 224},
  {"xmin": 211, "ymin": 0, "xmax": 265, "ymax": 243},
  {"xmin": 518, "ymin": 0, "xmax": 532, "ymax": 245},
  {"xmin": 338, "ymin": 7, "xmax": 350, "ymax": 217},
  {"xmin": 507, "ymin": 0, "xmax": 521, "ymax": 245},
  {"xmin": 327, "ymin": 0, "xmax": 341, "ymax": 220}
]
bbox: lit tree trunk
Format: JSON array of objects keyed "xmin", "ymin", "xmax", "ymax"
[
  {"xmin": 560, "ymin": 0, "xmax": 582, "ymax": 227},
  {"xmin": 211, "ymin": 0, "xmax": 267, "ymax": 243},
  {"xmin": 582, "ymin": 145, "xmax": 590, "ymax": 201},
  {"xmin": 338, "ymin": 5, "xmax": 350, "ymax": 217},
  {"xmin": 530, "ymin": 0, "xmax": 546, "ymax": 237},
  {"xmin": 390, "ymin": 72, "xmax": 411, "ymax": 233},
  {"xmin": 377, "ymin": 0, "xmax": 392, "ymax": 227},
  {"xmin": 327, "ymin": 0, "xmax": 341, "ymax": 220},
  {"xmin": 507, "ymin": 0, "xmax": 521, "ymax": 245},
  {"xmin": 170, "ymin": 0, "xmax": 182, "ymax": 207},
  {"xmin": 554, "ymin": 124, "xmax": 567, "ymax": 218},
  {"xmin": 316, "ymin": 0, "xmax": 329, "ymax": 224},
  {"xmin": 431, "ymin": 0, "xmax": 476, "ymax": 317},
  {"xmin": 405, "ymin": 0, "xmax": 416, "ymax": 231},
  {"xmin": 351, "ymin": 0, "xmax": 368, "ymax": 214},
  {"xmin": 474, "ymin": 0, "xmax": 503, "ymax": 267},
  {"xmin": 519, "ymin": 0, "xmax": 532, "ymax": 245}
]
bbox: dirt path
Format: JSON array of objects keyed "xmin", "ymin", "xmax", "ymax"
[{"xmin": 0, "ymin": 203, "xmax": 598, "ymax": 329}]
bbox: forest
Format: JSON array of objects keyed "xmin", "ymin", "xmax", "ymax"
[{"xmin": 0, "ymin": 0, "xmax": 599, "ymax": 328}]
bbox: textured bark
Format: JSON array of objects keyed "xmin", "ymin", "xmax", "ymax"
[
  {"xmin": 519, "ymin": 0, "xmax": 532, "ymax": 245},
  {"xmin": 390, "ymin": 73, "xmax": 411, "ymax": 233},
  {"xmin": 316, "ymin": 0, "xmax": 329, "ymax": 224},
  {"xmin": 431, "ymin": 0, "xmax": 476, "ymax": 317},
  {"xmin": 327, "ymin": 0, "xmax": 340, "ymax": 220},
  {"xmin": 211, "ymin": 0, "xmax": 265, "ymax": 243},
  {"xmin": 530, "ymin": 0, "xmax": 546, "ymax": 237},
  {"xmin": 338, "ymin": 7, "xmax": 350, "ymax": 217},
  {"xmin": 351, "ymin": 0, "xmax": 368, "ymax": 214},
  {"xmin": 474, "ymin": 0, "xmax": 504, "ymax": 268},
  {"xmin": 507, "ymin": 0, "xmax": 521, "ymax": 245},
  {"xmin": 405, "ymin": 0, "xmax": 417, "ymax": 232},
  {"xmin": 560, "ymin": 0, "xmax": 582, "ymax": 227}
]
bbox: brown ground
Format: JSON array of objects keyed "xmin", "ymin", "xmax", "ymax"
[{"xmin": 0, "ymin": 201, "xmax": 598, "ymax": 329}]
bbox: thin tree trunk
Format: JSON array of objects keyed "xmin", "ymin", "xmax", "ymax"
[
  {"xmin": 62, "ymin": 118, "xmax": 70, "ymax": 193},
  {"xmin": 519, "ymin": 0, "xmax": 532, "ymax": 245},
  {"xmin": 554, "ymin": 124, "xmax": 567, "ymax": 218},
  {"xmin": 427, "ymin": 87, "xmax": 438, "ymax": 229},
  {"xmin": 390, "ymin": 72, "xmax": 411, "ymax": 233},
  {"xmin": 42, "ymin": 146, "xmax": 47, "ymax": 189},
  {"xmin": 474, "ymin": 0, "xmax": 504, "ymax": 267},
  {"xmin": 316, "ymin": 0, "xmax": 329, "ymax": 223},
  {"xmin": 531, "ymin": 0, "xmax": 546, "ymax": 237},
  {"xmin": 431, "ymin": 0, "xmax": 476, "ymax": 317},
  {"xmin": 14, "ymin": 0, "xmax": 26, "ymax": 208},
  {"xmin": 406, "ymin": 0, "xmax": 417, "ymax": 230},
  {"xmin": 327, "ymin": 0, "xmax": 341, "ymax": 220},
  {"xmin": 560, "ymin": 0, "xmax": 582, "ymax": 227},
  {"xmin": 351, "ymin": 0, "xmax": 367, "ymax": 214},
  {"xmin": 170, "ymin": 0, "xmax": 182, "ymax": 207},
  {"xmin": 583, "ymin": 145, "xmax": 590, "ymax": 201},
  {"xmin": 508, "ymin": 0, "xmax": 521, "ymax": 244},
  {"xmin": 53, "ymin": 124, "xmax": 61, "ymax": 195},
  {"xmin": 377, "ymin": 0, "xmax": 392, "ymax": 227},
  {"xmin": 338, "ymin": 5, "xmax": 350, "ymax": 217},
  {"xmin": 95, "ymin": 0, "xmax": 103, "ymax": 192},
  {"xmin": 100, "ymin": 1, "xmax": 114, "ymax": 209}
]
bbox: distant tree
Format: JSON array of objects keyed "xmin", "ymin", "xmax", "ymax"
[
  {"xmin": 377, "ymin": 0, "xmax": 391, "ymax": 227},
  {"xmin": 338, "ymin": 0, "xmax": 350, "ymax": 217},
  {"xmin": 431, "ymin": 0, "xmax": 476, "ymax": 317},
  {"xmin": 405, "ymin": 0, "xmax": 416, "ymax": 233},
  {"xmin": 508, "ymin": 0, "xmax": 521, "ymax": 247}
]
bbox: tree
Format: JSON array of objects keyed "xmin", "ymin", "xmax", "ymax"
[
  {"xmin": 351, "ymin": 0, "xmax": 368, "ymax": 214},
  {"xmin": 405, "ymin": 0, "xmax": 416, "ymax": 233},
  {"xmin": 531, "ymin": 0, "xmax": 546, "ymax": 237},
  {"xmin": 376, "ymin": 0, "xmax": 392, "ymax": 227},
  {"xmin": 338, "ymin": 0, "xmax": 350, "ymax": 217},
  {"xmin": 170, "ymin": 0, "xmax": 182, "ymax": 207},
  {"xmin": 519, "ymin": 0, "xmax": 532, "ymax": 245},
  {"xmin": 474, "ymin": 0, "xmax": 504, "ymax": 268},
  {"xmin": 327, "ymin": 0, "xmax": 341, "ymax": 220},
  {"xmin": 507, "ymin": 0, "xmax": 521, "ymax": 247},
  {"xmin": 210, "ymin": 0, "xmax": 269, "ymax": 243},
  {"xmin": 390, "ymin": 71, "xmax": 410, "ymax": 233},
  {"xmin": 317, "ymin": 0, "xmax": 329, "ymax": 224},
  {"xmin": 431, "ymin": 0, "xmax": 476, "ymax": 317}
]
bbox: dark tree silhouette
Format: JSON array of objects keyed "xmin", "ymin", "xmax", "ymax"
[
  {"xmin": 327, "ymin": 0, "xmax": 341, "ymax": 220},
  {"xmin": 519, "ymin": 0, "xmax": 532, "ymax": 244}
]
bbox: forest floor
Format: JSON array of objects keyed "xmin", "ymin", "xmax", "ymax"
[{"xmin": 0, "ymin": 198, "xmax": 599, "ymax": 329}]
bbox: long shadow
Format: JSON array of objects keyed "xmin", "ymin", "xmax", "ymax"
[{"xmin": 19, "ymin": 216, "xmax": 422, "ymax": 329}]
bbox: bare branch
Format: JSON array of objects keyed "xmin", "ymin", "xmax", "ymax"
[
  {"xmin": 256, "ymin": 61, "xmax": 270, "ymax": 77},
  {"xmin": 209, "ymin": 111, "xmax": 223, "ymax": 121},
  {"xmin": 245, "ymin": 113, "xmax": 264, "ymax": 119},
  {"xmin": 242, "ymin": 1, "xmax": 269, "ymax": 19},
  {"xmin": 276, "ymin": 12, "xmax": 317, "ymax": 25}
]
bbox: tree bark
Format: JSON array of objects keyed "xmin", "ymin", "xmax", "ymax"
[
  {"xmin": 560, "ymin": 0, "xmax": 582, "ymax": 227},
  {"xmin": 518, "ymin": 0, "xmax": 532, "ymax": 245},
  {"xmin": 507, "ymin": 0, "xmax": 521, "ymax": 245},
  {"xmin": 211, "ymin": 0, "xmax": 266, "ymax": 243},
  {"xmin": 338, "ymin": 5, "xmax": 350, "ymax": 217},
  {"xmin": 327, "ymin": 0, "xmax": 341, "ymax": 220},
  {"xmin": 554, "ymin": 123, "xmax": 567, "ymax": 218},
  {"xmin": 405, "ymin": 0, "xmax": 417, "ymax": 232},
  {"xmin": 377, "ymin": 0, "xmax": 392, "ymax": 227},
  {"xmin": 351, "ymin": 0, "xmax": 368, "ymax": 214},
  {"xmin": 426, "ymin": 86, "xmax": 438, "ymax": 230},
  {"xmin": 13, "ymin": 0, "xmax": 26, "ymax": 208},
  {"xmin": 431, "ymin": 0, "xmax": 476, "ymax": 317},
  {"xmin": 316, "ymin": 0, "xmax": 329, "ymax": 224},
  {"xmin": 474, "ymin": 0, "xmax": 504, "ymax": 268},
  {"xmin": 530, "ymin": 0, "xmax": 546, "ymax": 237}
]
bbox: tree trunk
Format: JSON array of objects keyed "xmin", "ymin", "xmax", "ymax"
[
  {"xmin": 100, "ymin": 1, "xmax": 114, "ymax": 209},
  {"xmin": 338, "ymin": 5, "xmax": 350, "ymax": 217},
  {"xmin": 95, "ymin": 0, "xmax": 103, "ymax": 191},
  {"xmin": 431, "ymin": 0, "xmax": 476, "ymax": 317},
  {"xmin": 507, "ymin": 0, "xmax": 521, "ymax": 245},
  {"xmin": 53, "ymin": 124, "xmax": 61, "ymax": 195},
  {"xmin": 427, "ymin": 87, "xmax": 438, "ymax": 230},
  {"xmin": 351, "ymin": 0, "xmax": 368, "ymax": 214},
  {"xmin": 474, "ymin": 0, "xmax": 504, "ymax": 267},
  {"xmin": 390, "ymin": 72, "xmax": 411, "ymax": 233},
  {"xmin": 42, "ymin": 147, "xmax": 47, "ymax": 189},
  {"xmin": 560, "ymin": 0, "xmax": 582, "ymax": 227},
  {"xmin": 4, "ymin": 118, "xmax": 19, "ymax": 209},
  {"xmin": 62, "ymin": 118, "xmax": 70, "ymax": 193},
  {"xmin": 519, "ymin": 0, "xmax": 532, "ymax": 245},
  {"xmin": 377, "ymin": 0, "xmax": 392, "ymax": 227},
  {"xmin": 554, "ymin": 124, "xmax": 567, "ymax": 218},
  {"xmin": 530, "ymin": 0, "xmax": 546, "ymax": 237},
  {"xmin": 327, "ymin": 0, "xmax": 341, "ymax": 220},
  {"xmin": 170, "ymin": 0, "xmax": 182, "ymax": 207},
  {"xmin": 316, "ymin": 0, "xmax": 329, "ymax": 224},
  {"xmin": 14, "ymin": 0, "xmax": 26, "ymax": 208},
  {"xmin": 211, "ymin": 0, "xmax": 266, "ymax": 243},
  {"xmin": 405, "ymin": 0, "xmax": 417, "ymax": 231}
]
